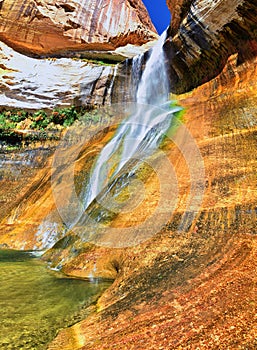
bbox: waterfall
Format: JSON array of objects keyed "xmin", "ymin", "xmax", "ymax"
[
  {"xmin": 136, "ymin": 30, "xmax": 169, "ymax": 105},
  {"xmin": 81, "ymin": 29, "xmax": 175, "ymax": 211},
  {"xmin": 49, "ymin": 27, "xmax": 205, "ymax": 251}
]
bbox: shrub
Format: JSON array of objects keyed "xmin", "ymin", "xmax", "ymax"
[{"xmin": 0, "ymin": 106, "xmax": 99, "ymax": 146}]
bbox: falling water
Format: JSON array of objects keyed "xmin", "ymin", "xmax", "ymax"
[
  {"xmin": 136, "ymin": 31, "xmax": 169, "ymax": 105},
  {"xmin": 81, "ymin": 29, "xmax": 176, "ymax": 211}
]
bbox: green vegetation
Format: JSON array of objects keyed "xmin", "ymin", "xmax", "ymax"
[
  {"xmin": 70, "ymin": 56, "xmax": 118, "ymax": 66},
  {"xmin": 0, "ymin": 106, "xmax": 104, "ymax": 147},
  {"xmin": 0, "ymin": 106, "xmax": 78, "ymax": 132},
  {"xmin": 83, "ymin": 58, "xmax": 117, "ymax": 66}
]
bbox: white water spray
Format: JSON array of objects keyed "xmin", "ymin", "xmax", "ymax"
[
  {"xmin": 82, "ymin": 29, "xmax": 174, "ymax": 210},
  {"xmin": 136, "ymin": 30, "xmax": 170, "ymax": 105}
]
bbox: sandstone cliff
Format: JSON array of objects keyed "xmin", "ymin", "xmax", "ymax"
[
  {"xmin": 45, "ymin": 2, "xmax": 256, "ymax": 348},
  {"xmin": 48, "ymin": 49, "xmax": 257, "ymax": 350},
  {"xmin": 1, "ymin": 47, "xmax": 256, "ymax": 349},
  {"xmin": 0, "ymin": 0, "xmax": 157, "ymax": 56},
  {"xmin": 0, "ymin": 41, "xmax": 117, "ymax": 109},
  {"xmin": 0, "ymin": 0, "xmax": 158, "ymax": 109},
  {"xmin": 0, "ymin": 0, "xmax": 257, "ymax": 349},
  {"xmin": 165, "ymin": 0, "xmax": 257, "ymax": 93}
]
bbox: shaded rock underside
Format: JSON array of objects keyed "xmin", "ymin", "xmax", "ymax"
[{"xmin": 0, "ymin": 41, "xmax": 117, "ymax": 109}]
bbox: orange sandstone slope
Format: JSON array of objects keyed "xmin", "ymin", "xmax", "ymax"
[
  {"xmin": 47, "ymin": 2, "xmax": 257, "ymax": 348},
  {"xmin": 48, "ymin": 51, "xmax": 257, "ymax": 350},
  {"xmin": 0, "ymin": 0, "xmax": 256, "ymax": 349},
  {"xmin": 0, "ymin": 0, "xmax": 157, "ymax": 56}
]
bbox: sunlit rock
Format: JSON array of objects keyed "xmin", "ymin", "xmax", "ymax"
[
  {"xmin": 48, "ymin": 47, "xmax": 257, "ymax": 350},
  {"xmin": 0, "ymin": 0, "xmax": 157, "ymax": 56},
  {"xmin": 0, "ymin": 41, "xmax": 117, "ymax": 109},
  {"xmin": 0, "ymin": 0, "xmax": 257, "ymax": 349}
]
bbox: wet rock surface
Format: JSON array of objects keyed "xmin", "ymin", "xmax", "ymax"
[
  {"xmin": 1, "ymin": 47, "xmax": 256, "ymax": 349},
  {"xmin": 47, "ymin": 52, "xmax": 257, "ymax": 349}
]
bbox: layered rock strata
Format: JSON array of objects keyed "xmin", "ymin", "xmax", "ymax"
[
  {"xmin": 165, "ymin": 0, "xmax": 257, "ymax": 93},
  {"xmin": 0, "ymin": 49, "xmax": 256, "ymax": 349},
  {"xmin": 112, "ymin": 0, "xmax": 257, "ymax": 102},
  {"xmin": 47, "ymin": 51, "xmax": 257, "ymax": 350},
  {"xmin": 0, "ymin": 41, "xmax": 117, "ymax": 109},
  {"xmin": 0, "ymin": 0, "xmax": 257, "ymax": 349},
  {"xmin": 0, "ymin": 0, "xmax": 157, "ymax": 56}
]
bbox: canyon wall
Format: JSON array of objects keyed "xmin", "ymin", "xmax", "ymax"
[
  {"xmin": 0, "ymin": 1, "xmax": 257, "ymax": 349},
  {"xmin": 0, "ymin": 0, "xmax": 157, "ymax": 56},
  {"xmin": 1, "ymin": 44, "xmax": 256, "ymax": 349},
  {"xmin": 48, "ymin": 48, "xmax": 257, "ymax": 350},
  {"xmin": 0, "ymin": 0, "xmax": 158, "ymax": 109},
  {"xmin": 46, "ymin": 2, "xmax": 257, "ymax": 348},
  {"xmin": 165, "ymin": 0, "xmax": 257, "ymax": 93}
]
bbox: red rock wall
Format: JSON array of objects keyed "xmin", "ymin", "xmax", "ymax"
[
  {"xmin": 48, "ymin": 49, "xmax": 257, "ymax": 350},
  {"xmin": 165, "ymin": 0, "xmax": 257, "ymax": 93},
  {"xmin": 0, "ymin": 0, "xmax": 157, "ymax": 55},
  {"xmin": 166, "ymin": 0, "xmax": 193, "ymax": 35}
]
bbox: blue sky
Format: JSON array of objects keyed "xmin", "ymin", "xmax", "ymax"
[{"xmin": 142, "ymin": 0, "xmax": 171, "ymax": 34}]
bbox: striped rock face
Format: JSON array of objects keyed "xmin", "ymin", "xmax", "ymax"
[
  {"xmin": 0, "ymin": 0, "xmax": 157, "ymax": 56},
  {"xmin": 165, "ymin": 0, "xmax": 257, "ymax": 93}
]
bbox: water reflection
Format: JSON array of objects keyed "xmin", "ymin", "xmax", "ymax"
[{"xmin": 0, "ymin": 250, "xmax": 110, "ymax": 349}]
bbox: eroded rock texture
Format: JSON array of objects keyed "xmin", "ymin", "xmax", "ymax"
[
  {"xmin": 47, "ymin": 51, "xmax": 257, "ymax": 350},
  {"xmin": 1, "ymin": 51, "xmax": 257, "ymax": 349},
  {"xmin": 0, "ymin": 0, "xmax": 157, "ymax": 56},
  {"xmin": 0, "ymin": 42, "xmax": 117, "ymax": 109},
  {"xmin": 0, "ymin": 1, "xmax": 257, "ymax": 349},
  {"xmin": 165, "ymin": 0, "xmax": 257, "ymax": 93}
]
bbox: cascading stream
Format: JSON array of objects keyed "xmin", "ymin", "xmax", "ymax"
[
  {"xmin": 136, "ymin": 30, "xmax": 169, "ymax": 105},
  {"xmin": 82, "ymin": 29, "xmax": 176, "ymax": 211}
]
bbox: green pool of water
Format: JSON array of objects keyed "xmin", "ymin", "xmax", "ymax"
[{"xmin": 0, "ymin": 249, "xmax": 111, "ymax": 349}]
